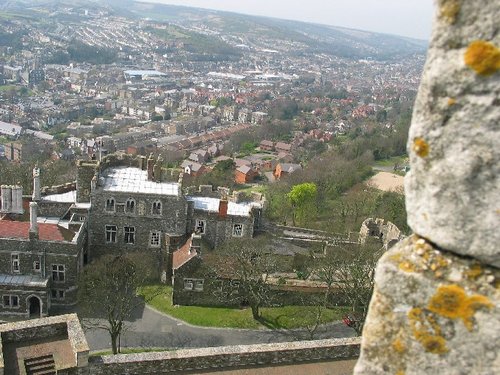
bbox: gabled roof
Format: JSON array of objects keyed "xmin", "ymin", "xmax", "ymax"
[
  {"xmin": 236, "ymin": 165, "xmax": 253, "ymax": 175},
  {"xmin": 172, "ymin": 237, "xmax": 197, "ymax": 270},
  {"xmin": 0, "ymin": 221, "xmax": 75, "ymax": 242}
]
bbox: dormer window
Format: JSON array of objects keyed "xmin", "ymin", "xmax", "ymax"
[
  {"xmin": 125, "ymin": 198, "xmax": 135, "ymax": 214},
  {"xmin": 105, "ymin": 198, "xmax": 115, "ymax": 212},
  {"xmin": 152, "ymin": 201, "xmax": 162, "ymax": 215}
]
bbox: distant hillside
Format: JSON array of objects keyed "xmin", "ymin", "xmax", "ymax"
[
  {"xmin": 0, "ymin": 0, "xmax": 427, "ymax": 60},
  {"xmin": 122, "ymin": 1, "xmax": 427, "ymax": 60}
]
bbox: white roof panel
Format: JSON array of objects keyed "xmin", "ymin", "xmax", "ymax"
[
  {"xmin": 101, "ymin": 167, "xmax": 179, "ymax": 196},
  {"xmin": 43, "ymin": 190, "xmax": 77, "ymax": 203},
  {"xmin": 188, "ymin": 196, "xmax": 261, "ymax": 217}
]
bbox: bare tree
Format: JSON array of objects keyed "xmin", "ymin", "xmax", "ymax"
[
  {"xmin": 211, "ymin": 237, "xmax": 277, "ymax": 320},
  {"xmin": 77, "ymin": 252, "xmax": 160, "ymax": 354},
  {"xmin": 313, "ymin": 242, "xmax": 382, "ymax": 335}
]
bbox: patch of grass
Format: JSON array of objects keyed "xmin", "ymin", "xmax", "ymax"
[
  {"xmin": 138, "ymin": 285, "xmax": 347, "ymax": 330},
  {"xmin": 373, "ymin": 156, "xmax": 407, "ymax": 169},
  {"xmin": 259, "ymin": 305, "xmax": 350, "ymax": 329}
]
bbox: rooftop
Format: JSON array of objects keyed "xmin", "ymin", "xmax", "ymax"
[
  {"xmin": 0, "ymin": 221, "xmax": 75, "ymax": 242},
  {"xmin": 0, "ymin": 274, "xmax": 49, "ymax": 288},
  {"xmin": 188, "ymin": 196, "xmax": 260, "ymax": 217},
  {"xmin": 43, "ymin": 190, "xmax": 76, "ymax": 203},
  {"xmin": 99, "ymin": 167, "xmax": 180, "ymax": 196}
]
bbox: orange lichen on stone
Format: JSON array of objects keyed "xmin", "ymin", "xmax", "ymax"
[
  {"xmin": 413, "ymin": 138, "xmax": 429, "ymax": 158},
  {"xmin": 392, "ymin": 338, "xmax": 407, "ymax": 354},
  {"xmin": 427, "ymin": 285, "xmax": 493, "ymax": 331},
  {"xmin": 399, "ymin": 261, "xmax": 418, "ymax": 273},
  {"xmin": 408, "ymin": 307, "xmax": 448, "ymax": 355},
  {"xmin": 447, "ymin": 97, "xmax": 456, "ymax": 106},
  {"xmin": 439, "ymin": 0, "xmax": 460, "ymax": 24},
  {"xmin": 464, "ymin": 40, "xmax": 500, "ymax": 76},
  {"xmin": 396, "ymin": 371, "xmax": 405, "ymax": 375},
  {"xmin": 464, "ymin": 264, "xmax": 482, "ymax": 280}
]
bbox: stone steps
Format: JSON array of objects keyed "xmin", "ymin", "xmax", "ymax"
[{"xmin": 24, "ymin": 354, "xmax": 56, "ymax": 375}]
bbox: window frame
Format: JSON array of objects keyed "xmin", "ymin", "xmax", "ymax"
[
  {"xmin": 125, "ymin": 198, "xmax": 136, "ymax": 214},
  {"xmin": 195, "ymin": 219, "xmax": 206, "ymax": 234},
  {"xmin": 11, "ymin": 253, "xmax": 20, "ymax": 273},
  {"xmin": 124, "ymin": 226, "xmax": 135, "ymax": 245},
  {"xmin": 149, "ymin": 231, "xmax": 161, "ymax": 247},
  {"xmin": 51, "ymin": 289, "xmax": 65, "ymax": 301},
  {"xmin": 52, "ymin": 264, "xmax": 65, "ymax": 283},
  {"xmin": 33, "ymin": 259, "xmax": 41, "ymax": 272},
  {"xmin": 151, "ymin": 201, "xmax": 162, "ymax": 215},
  {"xmin": 3, "ymin": 295, "xmax": 19, "ymax": 308},
  {"xmin": 232, "ymin": 223, "xmax": 244, "ymax": 237},
  {"xmin": 105, "ymin": 225, "xmax": 118, "ymax": 243},
  {"xmin": 105, "ymin": 197, "xmax": 116, "ymax": 212}
]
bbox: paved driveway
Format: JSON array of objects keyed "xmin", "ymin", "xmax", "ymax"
[{"xmin": 83, "ymin": 305, "xmax": 356, "ymax": 351}]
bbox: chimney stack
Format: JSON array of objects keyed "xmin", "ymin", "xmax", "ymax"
[
  {"xmin": 29, "ymin": 202, "xmax": 39, "ymax": 240},
  {"xmin": 147, "ymin": 153, "xmax": 154, "ymax": 181},
  {"xmin": 153, "ymin": 156, "xmax": 163, "ymax": 182},
  {"xmin": 218, "ymin": 198, "xmax": 228, "ymax": 218},
  {"xmin": 0, "ymin": 185, "xmax": 11, "ymax": 213},
  {"xmin": 11, "ymin": 185, "xmax": 23, "ymax": 214},
  {"xmin": 139, "ymin": 155, "xmax": 147, "ymax": 170},
  {"xmin": 32, "ymin": 165, "xmax": 41, "ymax": 201}
]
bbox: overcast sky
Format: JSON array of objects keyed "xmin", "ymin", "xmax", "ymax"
[{"xmin": 140, "ymin": 0, "xmax": 434, "ymax": 40}]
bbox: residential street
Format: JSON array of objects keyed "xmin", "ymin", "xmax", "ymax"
[{"xmin": 82, "ymin": 305, "xmax": 356, "ymax": 352}]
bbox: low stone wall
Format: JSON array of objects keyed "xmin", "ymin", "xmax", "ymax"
[
  {"xmin": 1, "ymin": 322, "xmax": 67, "ymax": 343},
  {"xmin": 76, "ymin": 338, "xmax": 360, "ymax": 375}
]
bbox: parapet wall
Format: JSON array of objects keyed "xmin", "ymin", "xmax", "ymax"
[{"xmin": 73, "ymin": 338, "xmax": 360, "ymax": 375}]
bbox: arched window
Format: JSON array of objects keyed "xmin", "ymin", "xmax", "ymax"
[
  {"xmin": 105, "ymin": 198, "xmax": 115, "ymax": 212},
  {"xmin": 125, "ymin": 198, "xmax": 135, "ymax": 214},
  {"xmin": 152, "ymin": 201, "xmax": 162, "ymax": 215}
]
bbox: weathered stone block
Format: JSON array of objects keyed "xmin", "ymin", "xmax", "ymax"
[
  {"xmin": 354, "ymin": 236, "xmax": 499, "ymax": 375},
  {"xmin": 405, "ymin": 0, "xmax": 500, "ymax": 266}
]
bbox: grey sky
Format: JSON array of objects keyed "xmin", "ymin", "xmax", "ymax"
[{"xmin": 141, "ymin": 0, "xmax": 434, "ymax": 40}]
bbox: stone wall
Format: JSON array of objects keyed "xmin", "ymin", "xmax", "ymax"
[
  {"xmin": 355, "ymin": 1, "xmax": 500, "ymax": 374},
  {"xmin": 73, "ymin": 338, "xmax": 360, "ymax": 375},
  {"xmin": 88, "ymin": 190, "xmax": 188, "ymax": 260}
]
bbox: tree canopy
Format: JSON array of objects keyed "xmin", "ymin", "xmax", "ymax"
[{"xmin": 287, "ymin": 182, "xmax": 318, "ymax": 226}]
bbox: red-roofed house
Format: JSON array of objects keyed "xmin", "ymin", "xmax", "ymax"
[
  {"xmin": 0, "ymin": 199, "xmax": 87, "ymax": 319},
  {"xmin": 235, "ymin": 165, "xmax": 258, "ymax": 184}
]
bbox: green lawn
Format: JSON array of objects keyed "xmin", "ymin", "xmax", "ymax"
[
  {"xmin": 373, "ymin": 156, "xmax": 408, "ymax": 169},
  {"xmin": 138, "ymin": 285, "xmax": 349, "ymax": 330}
]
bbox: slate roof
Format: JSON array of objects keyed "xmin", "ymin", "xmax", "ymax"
[{"xmin": 0, "ymin": 274, "xmax": 49, "ymax": 287}]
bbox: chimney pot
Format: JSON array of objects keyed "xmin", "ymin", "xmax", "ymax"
[{"xmin": 218, "ymin": 199, "xmax": 228, "ymax": 218}]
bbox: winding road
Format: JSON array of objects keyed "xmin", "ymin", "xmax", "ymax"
[{"xmin": 82, "ymin": 305, "xmax": 356, "ymax": 352}]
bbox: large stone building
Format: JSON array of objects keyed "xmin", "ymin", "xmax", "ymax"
[
  {"xmin": 0, "ymin": 169, "xmax": 87, "ymax": 319},
  {"xmin": 0, "ymin": 154, "xmax": 263, "ymax": 317}
]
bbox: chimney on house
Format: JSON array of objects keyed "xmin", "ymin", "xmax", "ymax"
[
  {"xmin": 147, "ymin": 153, "xmax": 154, "ymax": 181},
  {"xmin": 218, "ymin": 198, "xmax": 228, "ymax": 218},
  {"xmin": 139, "ymin": 155, "xmax": 147, "ymax": 170},
  {"xmin": 11, "ymin": 185, "xmax": 23, "ymax": 214},
  {"xmin": 153, "ymin": 156, "xmax": 163, "ymax": 182},
  {"xmin": 0, "ymin": 185, "xmax": 12, "ymax": 213},
  {"xmin": 32, "ymin": 165, "xmax": 41, "ymax": 201},
  {"xmin": 29, "ymin": 202, "xmax": 38, "ymax": 240}
]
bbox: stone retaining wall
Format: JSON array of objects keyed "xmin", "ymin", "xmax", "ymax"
[{"xmin": 74, "ymin": 338, "xmax": 360, "ymax": 375}]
